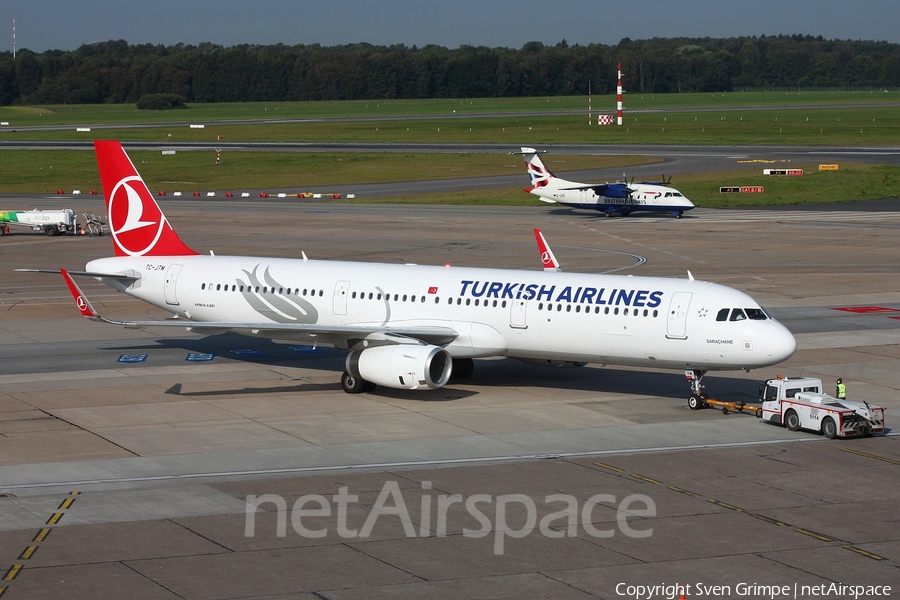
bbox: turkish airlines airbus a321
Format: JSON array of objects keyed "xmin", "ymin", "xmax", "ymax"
[{"xmin": 23, "ymin": 141, "xmax": 795, "ymax": 402}]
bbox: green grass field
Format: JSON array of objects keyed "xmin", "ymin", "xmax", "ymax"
[
  {"xmin": 3, "ymin": 106, "xmax": 899, "ymax": 146},
  {"xmin": 1, "ymin": 92, "xmax": 899, "ymax": 204},
  {"xmin": 0, "ymin": 91, "xmax": 895, "ymax": 126}
]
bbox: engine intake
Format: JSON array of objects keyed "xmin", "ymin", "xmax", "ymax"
[{"xmin": 347, "ymin": 344, "xmax": 453, "ymax": 390}]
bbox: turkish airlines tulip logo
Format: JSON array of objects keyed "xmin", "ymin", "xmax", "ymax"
[
  {"xmin": 76, "ymin": 296, "xmax": 87, "ymax": 311},
  {"xmin": 108, "ymin": 176, "xmax": 164, "ymax": 256},
  {"xmin": 540, "ymin": 251, "xmax": 553, "ymax": 267}
]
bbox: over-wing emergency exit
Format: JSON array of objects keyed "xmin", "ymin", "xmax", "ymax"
[
  {"xmin": 21, "ymin": 141, "xmax": 793, "ymax": 400},
  {"xmin": 520, "ymin": 147, "xmax": 695, "ymax": 218}
]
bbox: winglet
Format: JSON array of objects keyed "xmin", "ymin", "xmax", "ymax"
[
  {"xmin": 533, "ymin": 229, "xmax": 561, "ymax": 272},
  {"xmin": 60, "ymin": 268, "xmax": 100, "ymax": 319}
]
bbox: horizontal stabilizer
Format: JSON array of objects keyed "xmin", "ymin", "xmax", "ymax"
[{"xmin": 16, "ymin": 268, "xmax": 141, "ymax": 281}]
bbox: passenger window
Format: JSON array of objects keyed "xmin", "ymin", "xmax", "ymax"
[
  {"xmin": 716, "ymin": 308, "xmax": 729, "ymax": 321},
  {"xmin": 785, "ymin": 388, "xmax": 800, "ymax": 398},
  {"xmin": 803, "ymin": 386, "xmax": 820, "ymax": 393},
  {"xmin": 729, "ymin": 309, "xmax": 747, "ymax": 321}
]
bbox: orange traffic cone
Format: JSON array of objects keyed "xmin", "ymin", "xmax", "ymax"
[{"xmin": 678, "ymin": 584, "xmax": 686, "ymax": 600}]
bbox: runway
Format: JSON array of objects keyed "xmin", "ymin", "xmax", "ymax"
[{"xmin": 1, "ymin": 201, "xmax": 899, "ymax": 598}]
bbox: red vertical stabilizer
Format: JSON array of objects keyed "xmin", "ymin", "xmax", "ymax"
[{"xmin": 94, "ymin": 140, "xmax": 198, "ymax": 257}]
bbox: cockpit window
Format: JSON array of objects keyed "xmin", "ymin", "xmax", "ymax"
[
  {"xmin": 716, "ymin": 308, "xmax": 729, "ymax": 322},
  {"xmin": 745, "ymin": 308, "xmax": 768, "ymax": 320},
  {"xmin": 664, "ymin": 192, "xmax": 672, "ymax": 197},
  {"xmin": 729, "ymin": 309, "xmax": 747, "ymax": 321},
  {"xmin": 672, "ymin": 192, "xmax": 683, "ymax": 197}
]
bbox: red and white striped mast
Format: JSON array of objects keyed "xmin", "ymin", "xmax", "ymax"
[{"xmin": 616, "ymin": 61, "xmax": 623, "ymax": 126}]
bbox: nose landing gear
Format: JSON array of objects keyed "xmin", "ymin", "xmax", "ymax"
[
  {"xmin": 686, "ymin": 369, "xmax": 708, "ymax": 410},
  {"xmin": 685, "ymin": 369, "xmax": 763, "ymax": 417}
]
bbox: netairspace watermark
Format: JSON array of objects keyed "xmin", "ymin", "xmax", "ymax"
[
  {"xmin": 244, "ymin": 480, "xmax": 656, "ymax": 555},
  {"xmin": 616, "ymin": 582, "xmax": 893, "ymax": 600}
]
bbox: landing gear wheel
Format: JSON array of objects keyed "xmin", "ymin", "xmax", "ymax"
[
  {"xmin": 784, "ymin": 409, "xmax": 800, "ymax": 432},
  {"xmin": 341, "ymin": 371, "xmax": 368, "ymax": 394},
  {"xmin": 451, "ymin": 358, "xmax": 475, "ymax": 379},
  {"xmin": 688, "ymin": 394, "xmax": 705, "ymax": 410},
  {"xmin": 821, "ymin": 417, "xmax": 837, "ymax": 439}
]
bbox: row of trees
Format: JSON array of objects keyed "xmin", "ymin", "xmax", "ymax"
[{"xmin": 0, "ymin": 35, "xmax": 898, "ymax": 105}]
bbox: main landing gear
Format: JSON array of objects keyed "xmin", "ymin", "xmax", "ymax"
[
  {"xmin": 451, "ymin": 358, "xmax": 475, "ymax": 379},
  {"xmin": 341, "ymin": 372, "xmax": 376, "ymax": 394}
]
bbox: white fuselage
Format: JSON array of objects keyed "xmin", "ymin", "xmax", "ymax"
[
  {"xmin": 87, "ymin": 254, "xmax": 795, "ymax": 371},
  {"xmin": 533, "ymin": 181, "xmax": 694, "ymax": 215}
]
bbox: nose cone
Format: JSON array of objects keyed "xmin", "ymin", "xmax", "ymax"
[{"xmin": 765, "ymin": 321, "xmax": 797, "ymax": 365}]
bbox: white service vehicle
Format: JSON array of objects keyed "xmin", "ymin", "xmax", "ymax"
[
  {"xmin": 0, "ymin": 209, "xmax": 78, "ymax": 236},
  {"xmin": 759, "ymin": 376, "xmax": 885, "ymax": 438}
]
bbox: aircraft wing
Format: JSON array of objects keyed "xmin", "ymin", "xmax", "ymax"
[
  {"xmin": 57, "ymin": 269, "xmax": 458, "ymax": 348},
  {"xmin": 553, "ymin": 183, "xmax": 631, "ymax": 199},
  {"xmin": 586, "ymin": 183, "xmax": 632, "ymax": 199}
]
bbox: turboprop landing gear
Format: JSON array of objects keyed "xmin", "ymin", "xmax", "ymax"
[{"xmin": 686, "ymin": 369, "xmax": 708, "ymax": 410}]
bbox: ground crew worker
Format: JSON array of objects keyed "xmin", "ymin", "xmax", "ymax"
[{"xmin": 836, "ymin": 378, "xmax": 847, "ymax": 400}]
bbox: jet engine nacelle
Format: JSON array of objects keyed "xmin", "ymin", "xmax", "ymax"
[{"xmin": 347, "ymin": 344, "xmax": 453, "ymax": 390}]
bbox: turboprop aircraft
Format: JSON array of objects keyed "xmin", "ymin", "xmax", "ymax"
[
  {"xmin": 521, "ymin": 147, "xmax": 695, "ymax": 218},
  {"xmin": 23, "ymin": 141, "xmax": 794, "ymax": 401}
]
